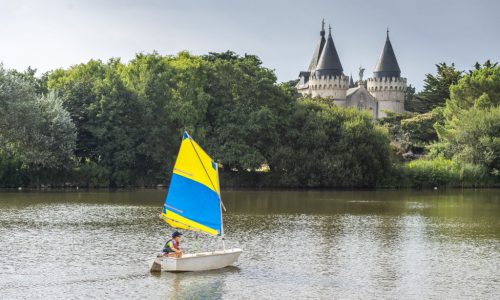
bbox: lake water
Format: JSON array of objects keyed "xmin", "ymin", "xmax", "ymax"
[{"xmin": 0, "ymin": 189, "xmax": 499, "ymax": 299}]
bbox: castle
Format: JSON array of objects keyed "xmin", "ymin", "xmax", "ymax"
[{"xmin": 296, "ymin": 20, "xmax": 407, "ymax": 118}]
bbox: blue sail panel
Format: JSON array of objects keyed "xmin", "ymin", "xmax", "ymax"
[{"xmin": 163, "ymin": 173, "xmax": 222, "ymax": 235}]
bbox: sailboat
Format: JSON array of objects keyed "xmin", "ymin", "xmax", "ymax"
[{"xmin": 150, "ymin": 131, "xmax": 242, "ymax": 272}]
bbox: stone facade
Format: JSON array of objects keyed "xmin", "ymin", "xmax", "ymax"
[
  {"xmin": 346, "ymin": 82, "xmax": 378, "ymax": 118},
  {"xmin": 297, "ymin": 22, "xmax": 407, "ymax": 119}
]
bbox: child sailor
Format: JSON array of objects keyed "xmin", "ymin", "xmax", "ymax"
[{"xmin": 162, "ymin": 231, "xmax": 183, "ymax": 258}]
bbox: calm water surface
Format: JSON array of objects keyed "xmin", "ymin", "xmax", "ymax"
[{"xmin": 0, "ymin": 189, "xmax": 499, "ymax": 299}]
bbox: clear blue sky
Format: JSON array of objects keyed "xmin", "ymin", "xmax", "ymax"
[{"xmin": 1, "ymin": 0, "xmax": 499, "ymax": 90}]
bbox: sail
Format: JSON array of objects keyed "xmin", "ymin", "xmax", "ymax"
[{"xmin": 161, "ymin": 131, "xmax": 222, "ymax": 236}]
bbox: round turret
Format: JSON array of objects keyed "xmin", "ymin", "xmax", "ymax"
[
  {"xmin": 367, "ymin": 77, "xmax": 407, "ymax": 117},
  {"xmin": 367, "ymin": 29, "xmax": 406, "ymax": 118}
]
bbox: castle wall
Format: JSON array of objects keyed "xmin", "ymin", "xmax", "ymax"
[
  {"xmin": 308, "ymin": 74, "xmax": 349, "ymax": 100},
  {"xmin": 367, "ymin": 77, "xmax": 406, "ymax": 118}
]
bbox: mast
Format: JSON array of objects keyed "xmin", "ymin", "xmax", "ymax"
[{"xmin": 216, "ymin": 163, "xmax": 226, "ymax": 250}]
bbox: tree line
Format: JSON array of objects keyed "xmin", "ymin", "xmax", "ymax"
[
  {"xmin": 0, "ymin": 52, "xmax": 498, "ymax": 188},
  {"xmin": 381, "ymin": 60, "xmax": 500, "ymax": 187}
]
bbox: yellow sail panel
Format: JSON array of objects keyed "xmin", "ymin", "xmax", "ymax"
[
  {"xmin": 162, "ymin": 210, "xmax": 219, "ymax": 236},
  {"xmin": 172, "ymin": 133, "xmax": 220, "ymax": 196}
]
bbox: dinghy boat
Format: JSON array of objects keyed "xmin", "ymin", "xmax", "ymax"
[{"xmin": 150, "ymin": 131, "xmax": 242, "ymax": 272}]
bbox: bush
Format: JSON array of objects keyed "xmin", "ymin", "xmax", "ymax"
[
  {"xmin": 74, "ymin": 160, "xmax": 111, "ymax": 187},
  {"xmin": 401, "ymin": 156, "xmax": 494, "ymax": 188}
]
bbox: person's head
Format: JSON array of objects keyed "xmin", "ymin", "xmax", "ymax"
[{"xmin": 172, "ymin": 231, "xmax": 183, "ymax": 242}]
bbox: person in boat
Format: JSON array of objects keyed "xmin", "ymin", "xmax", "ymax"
[{"xmin": 162, "ymin": 231, "xmax": 183, "ymax": 257}]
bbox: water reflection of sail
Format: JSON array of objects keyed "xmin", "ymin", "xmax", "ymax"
[{"xmin": 166, "ymin": 269, "xmax": 239, "ymax": 300}]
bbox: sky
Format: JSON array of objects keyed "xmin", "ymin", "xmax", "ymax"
[{"xmin": 1, "ymin": 0, "xmax": 499, "ymax": 90}]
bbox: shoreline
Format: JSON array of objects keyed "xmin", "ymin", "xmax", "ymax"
[{"xmin": 1, "ymin": 185, "xmax": 498, "ymax": 192}]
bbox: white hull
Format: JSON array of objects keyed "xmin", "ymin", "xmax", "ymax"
[{"xmin": 151, "ymin": 248, "xmax": 242, "ymax": 272}]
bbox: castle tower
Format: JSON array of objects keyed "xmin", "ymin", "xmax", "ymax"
[
  {"xmin": 308, "ymin": 25, "xmax": 349, "ymax": 105},
  {"xmin": 296, "ymin": 20, "xmax": 326, "ymax": 94},
  {"xmin": 308, "ymin": 19, "xmax": 326, "ymax": 72},
  {"xmin": 367, "ymin": 29, "xmax": 407, "ymax": 118}
]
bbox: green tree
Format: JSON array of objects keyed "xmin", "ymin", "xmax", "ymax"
[
  {"xmin": 124, "ymin": 52, "xmax": 210, "ymax": 184},
  {"xmin": 200, "ymin": 52, "xmax": 290, "ymax": 171},
  {"xmin": 401, "ymin": 107, "xmax": 443, "ymax": 150},
  {"xmin": 270, "ymin": 99, "xmax": 392, "ymax": 187},
  {"xmin": 48, "ymin": 60, "xmax": 108, "ymax": 161},
  {"xmin": 403, "ymin": 84, "xmax": 417, "ymax": 111},
  {"xmin": 446, "ymin": 107, "xmax": 500, "ymax": 174},
  {"xmin": 447, "ymin": 61, "xmax": 500, "ymax": 110},
  {"xmin": 10, "ymin": 66, "xmax": 49, "ymax": 95},
  {"xmin": 432, "ymin": 62, "xmax": 500, "ymax": 177},
  {"xmin": 0, "ymin": 66, "xmax": 76, "ymax": 185},
  {"xmin": 415, "ymin": 63, "xmax": 463, "ymax": 112}
]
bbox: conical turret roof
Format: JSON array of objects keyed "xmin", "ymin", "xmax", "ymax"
[
  {"xmin": 315, "ymin": 25, "xmax": 343, "ymax": 77},
  {"xmin": 349, "ymin": 74, "xmax": 355, "ymax": 88},
  {"xmin": 374, "ymin": 29, "xmax": 401, "ymax": 78},
  {"xmin": 307, "ymin": 20, "xmax": 326, "ymax": 72}
]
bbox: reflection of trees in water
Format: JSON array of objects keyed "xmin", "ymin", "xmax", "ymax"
[
  {"xmin": 223, "ymin": 189, "xmax": 499, "ymax": 240},
  {"xmin": 406, "ymin": 190, "xmax": 500, "ymax": 240},
  {"xmin": 222, "ymin": 190, "xmax": 415, "ymax": 215}
]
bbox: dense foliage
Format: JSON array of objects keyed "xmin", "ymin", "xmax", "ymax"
[
  {"xmin": 381, "ymin": 61, "xmax": 500, "ymax": 187},
  {"xmin": 268, "ymin": 99, "xmax": 391, "ymax": 187},
  {"xmin": 0, "ymin": 52, "xmax": 393, "ymax": 188},
  {"xmin": 432, "ymin": 62, "xmax": 500, "ymax": 176},
  {"xmin": 1, "ymin": 53, "xmax": 498, "ymax": 188},
  {"xmin": 401, "ymin": 157, "xmax": 491, "ymax": 188},
  {"xmin": 0, "ymin": 66, "xmax": 76, "ymax": 186}
]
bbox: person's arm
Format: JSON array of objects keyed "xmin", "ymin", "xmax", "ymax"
[{"xmin": 170, "ymin": 241, "xmax": 182, "ymax": 253}]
